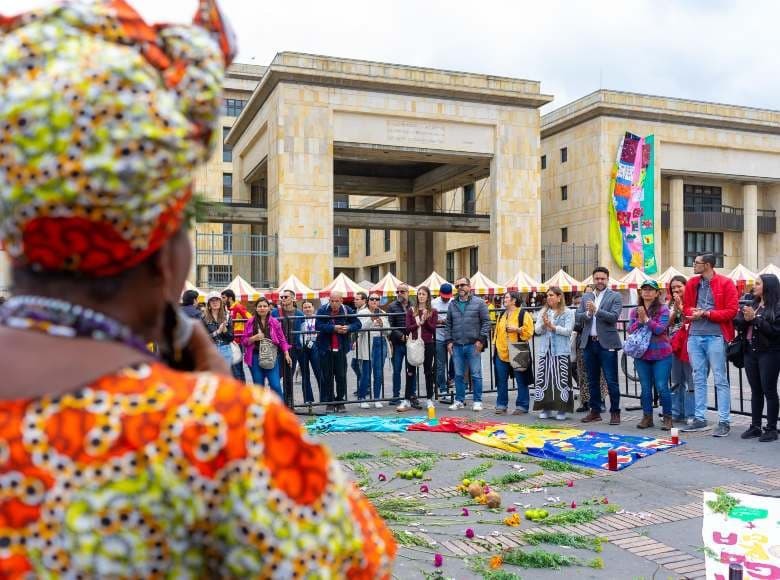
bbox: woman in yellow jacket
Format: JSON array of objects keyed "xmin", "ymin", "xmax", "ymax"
[{"xmin": 493, "ymin": 292, "xmax": 534, "ymax": 414}]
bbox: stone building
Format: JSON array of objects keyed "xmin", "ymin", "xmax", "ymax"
[{"xmin": 540, "ymin": 90, "xmax": 780, "ymax": 275}]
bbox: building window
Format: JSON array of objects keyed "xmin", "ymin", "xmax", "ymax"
[
  {"xmin": 370, "ymin": 266, "xmax": 379, "ymax": 283},
  {"xmin": 560, "ymin": 147, "xmax": 568, "ymax": 163},
  {"xmin": 334, "ymin": 227, "xmax": 349, "ymax": 257},
  {"xmin": 384, "ymin": 229, "xmax": 391, "ymax": 252},
  {"xmin": 222, "ymin": 173, "xmax": 232, "ymax": 203},
  {"xmin": 388, "ymin": 262, "xmax": 397, "ymax": 276},
  {"xmin": 207, "ymin": 265, "xmax": 232, "ymax": 288},
  {"xmin": 222, "ymin": 127, "xmax": 232, "ymax": 162},
  {"xmin": 365, "ymin": 229, "xmax": 371, "ymax": 256},
  {"xmin": 250, "ymin": 182, "xmax": 266, "ymax": 207},
  {"xmin": 541, "ymin": 155, "xmax": 547, "ymax": 170},
  {"xmin": 446, "ymin": 251, "xmax": 455, "ymax": 282},
  {"xmin": 684, "ymin": 184, "xmax": 722, "ymax": 212},
  {"xmin": 223, "ymin": 223, "xmax": 232, "ymax": 252},
  {"xmin": 463, "ymin": 183, "xmax": 476, "ymax": 214},
  {"xmin": 223, "ymin": 98, "xmax": 246, "ymax": 117},
  {"xmin": 334, "ymin": 194, "xmax": 349, "ymax": 209},
  {"xmin": 561, "ymin": 185, "xmax": 568, "ymax": 201},
  {"xmin": 561, "ymin": 227, "xmax": 568, "ymax": 243},
  {"xmin": 684, "ymin": 231, "xmax": 724, "ymax": 267},
  {"xmin": 469, "ymin": 247, "xmax": 479, "ymax": 276}
]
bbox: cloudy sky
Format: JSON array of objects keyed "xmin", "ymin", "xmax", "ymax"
[{"xmin": 3, "ymin": 0, "xmax": 776, "ymax": 113}]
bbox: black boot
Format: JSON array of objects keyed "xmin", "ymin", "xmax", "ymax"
[{"xmin": 759, "ymin": 428, "xmax": 778, "ymax": 442}]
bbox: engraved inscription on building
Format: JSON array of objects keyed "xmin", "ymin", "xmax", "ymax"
[{"xmin": 386, "ymin": 119, "xmax": 446, "ymax": 145}]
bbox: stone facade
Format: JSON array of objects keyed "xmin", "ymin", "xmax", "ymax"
[
  {"xmin": 541, "ymin": 90, "xmax": 780, "ymax": 276},
  {"xmin": 227, "ymin": 53, "xmax": 551, "ymax": 288}
]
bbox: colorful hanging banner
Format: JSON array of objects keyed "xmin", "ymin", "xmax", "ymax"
[{"xmin": 608, "ymin": 132, "xmax": 657, "ymax": 274}]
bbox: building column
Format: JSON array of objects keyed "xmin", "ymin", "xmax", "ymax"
[
  {"xmin": 489, "ymin": 118, "xmax": 541, "ymax": 281},
  {"xmin": 266, "ymin": 88, "xmax": 333, "ymax": 289},
  {"xmin": 743, "ymin": 183, "xmax": 758, "ymax": 271},
  {"xmin": 669, "ymin": 177, "xmax": 684, "ymax": 269},
  {"xmin": 398, "ymin": 196, "xmax": 434, "ymax": 284}
]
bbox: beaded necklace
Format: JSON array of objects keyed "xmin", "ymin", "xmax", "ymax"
[{"xmin": 0, "ymin": 295, "xmax": 153, "ymax": 357}]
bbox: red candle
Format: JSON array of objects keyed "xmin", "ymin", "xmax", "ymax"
[{"xmin": 608, "ymin": 449, "xmax": 618, "ymax": 471}]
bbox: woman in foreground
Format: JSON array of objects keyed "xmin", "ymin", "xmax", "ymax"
[{"xmin": 0, "ymin": 1, "xmax": 395, "ymax": 577}]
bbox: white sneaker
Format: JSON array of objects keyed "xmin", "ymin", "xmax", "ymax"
[
  {"xmin": 686, "ymin": 417, "xmax": 694, "ymax": 426},
  {"xmin": 473, "ymin": 402, "xmax": 483, "ymax": 412},
  {"xmin": 426, "ymin": 399, "xmax": 434, "ymax": 409},
  {"xmin": 359, "ymin": 401, "xmax": 370, "ymax": 409},
  {"xmin": 449, "ymin": 401, "xmax": 465, "ymax": 410},
  {"xmin": 374, "ymin": 402, "xmax": 383, "ymax": 409},
  {"xmin": 396, "ymin": 400, "xmax": 410, "ymax": 412},
  {"xmin": 538, "ymin": 411, "xmax": 550, "ymax": 419},
  {"xmin": 556, "ymin": 412, "xmax": 567, "ymax": 420}
]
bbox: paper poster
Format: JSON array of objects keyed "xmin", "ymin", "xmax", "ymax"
[{"xmin": 702, "ymin": 491, "xmax": 780, "ymax": 579}]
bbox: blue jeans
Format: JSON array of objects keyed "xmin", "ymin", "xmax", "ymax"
[
  {"xmin": 452, "ymin": 343, "xmax": 483, "ymax": 403},
  {"xmin": 435, "ymin": 340, "xmax": 449, "ymax": 394},
  {"xmin": 495, "ymin": 356, "xmax": 529, "ymax": 411},
  {"xmin": 216, "ymin": 343, "xmax": 233, "ymax": 369},
  {"xmin": 583, "ymin": 338, "xmax": 621, "ymax": 413},
  {"xmin": 251, "ymin": 355, "xmax": 283, "ymax": 399},
  {"xmin": 687, "ymin": 334, "xmax": 730, "ymax": 423},
  {"xmin": 670, "ymin": 357, "xmax": 694, "ymax": 420},
  {"xmin": 391, "ymin": 343, "xmax": 407, "ymax": 400},
  {"xmin": 634, "ymin": 356, "xmax": 673, "ymax": 416},
  {"xmin": 370, "ymin": 337, "xmax": 387, "ymax": 399},
  {"xmin": 299, "ymin": 345, "xmax": 320, "ymax": 403}
]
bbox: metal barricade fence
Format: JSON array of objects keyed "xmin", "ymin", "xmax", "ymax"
[{"xmin": 234, "ymin": 305, "xmax": 754, "ymax": 418}]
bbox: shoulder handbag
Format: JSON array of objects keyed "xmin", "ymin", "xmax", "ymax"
[
  {"xmin": 726, "ymin": 334, "xmax": 745, "ymax": 369},
  {"xmin": 257, "ymin": 337, "xmax": 278, "ymax": 369},
  {"xmin": 669, "ymin": 322, "xmax": 690, "ymax": 363},
  {"xmin": 624, "ymin": 324, "xmax": 652, "ymax": 359},
  {"xmin": 506, "ymin": 310, "xmax": 531, "ymax": 372},
  {"xmin": 229, "ymin": 342, "xmax": 242, "ymax": 365},
  {"xmin": 406, "ymin": 325, "xmax": 425, "ymax": 367}
]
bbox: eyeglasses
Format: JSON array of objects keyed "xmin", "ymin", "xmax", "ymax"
[
  {"xmin": 398, "ymin": 290, "xmax": 407, "ymax": 294},
  {"xmin": 456, "ymin": 283, "xmax": 469, "ymax": 288},
  {"xmin": 369, "ymin": 297, "xmax": 380, "ymax": 301}
]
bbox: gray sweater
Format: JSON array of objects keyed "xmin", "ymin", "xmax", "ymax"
[{"xmin": 444, "ymin": 295, "xmax": 491, "ymax": 347}]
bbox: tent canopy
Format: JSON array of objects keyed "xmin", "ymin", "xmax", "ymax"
[
  {"xmin": 655, "ymin": 266, "xmax": 686, "ymax": 288},
  {"xmin": 726, "ymin": 264, "xmax": 757, "ymax": 286},
  {"xmin": 469, "ymin": 271, "xmax": 505, "ymax": 295},
  {"xmin": 543, "ymin": 269, "xmax": 584, "ymax": 292},
  {"xmin": 319, "ymin": 272, "xmax": 365, "ymax": 298},
  {"xmin": 758, "ymin": 264, "xmax": 780, "ymax": 277},
  {"xmin": 504, "ymin": 270, "xmax": 545, "ymax": 293},
  {"xmin": 417, "ymin": 271, "xmax": 449, "ymax": 295},
  {"xmin": 370, "ymin": 272, "xmax": 415, "ymax": 297},
  {"xmin": 274, "ymin": 275, "xmax": 318, "ymax": 300},
  {"xmin": 619, "ymin": 268, "xmax": 655, "ymax": 289},
  {"xmin": 223, "ymin": 275, "xmax": 262, "ymax": 302}
]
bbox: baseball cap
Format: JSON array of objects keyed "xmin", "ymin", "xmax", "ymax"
[
  {"xmin": 440, "ymin": 283, "xmax": 453, "ymax": 298},
  {"xmin": 640, "ymin": 280, "xmax": 660, "ymax": 291}
]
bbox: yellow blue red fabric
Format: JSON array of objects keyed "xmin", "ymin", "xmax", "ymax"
[
  {"xmin": 0, "ymin": 363, "xmax": 396, "ymax": 578},
  {"xmin": 0, "ymin": 0, "xmax": 235, "ymax": 276}
]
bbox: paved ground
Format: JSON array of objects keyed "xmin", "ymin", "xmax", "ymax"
[{"xmin": 303, "ymin": 390, "xmax": 780, "ymax": 579}]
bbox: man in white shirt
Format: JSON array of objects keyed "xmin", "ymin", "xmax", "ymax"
[{"xmin": 575, "ymin": 267, "xmax": 624, "ymax": 425}]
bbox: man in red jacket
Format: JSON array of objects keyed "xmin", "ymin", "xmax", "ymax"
[{"xmin": 681, "ymin": 254, "xmax": 738, "ymax": 436}]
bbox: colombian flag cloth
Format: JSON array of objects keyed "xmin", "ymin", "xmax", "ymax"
[{"xmin": 463, "ymin": 425, "xmax": 585, "ymax": 454}]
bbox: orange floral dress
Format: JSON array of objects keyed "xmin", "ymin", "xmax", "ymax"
[{"xmin": 0, "ymin": 363, "xmax": 395, "ymax": 578}]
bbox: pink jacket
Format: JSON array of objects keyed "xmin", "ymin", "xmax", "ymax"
[{"xmin": 242, "ymin": 315, "xmax": 291, "ymax": 367}]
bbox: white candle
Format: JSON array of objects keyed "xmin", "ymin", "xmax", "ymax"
[{"xmin": 671, "ymin": 428, "xmax": 679, "ymax": 437}]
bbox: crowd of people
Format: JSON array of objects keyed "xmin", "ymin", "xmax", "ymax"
[{"xmin": 196, "ymin": 256, "xmax": 779, "ymax": 444}]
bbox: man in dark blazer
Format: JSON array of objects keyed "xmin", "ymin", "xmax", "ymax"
[{"xmin": 576, "ymin": 266, "xmax": 624, "ymax": 424}]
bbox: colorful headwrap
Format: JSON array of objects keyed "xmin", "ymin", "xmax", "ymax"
[{"xmin": 0, "ymin": 0, "xmax": 236, "ymax": 276}]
